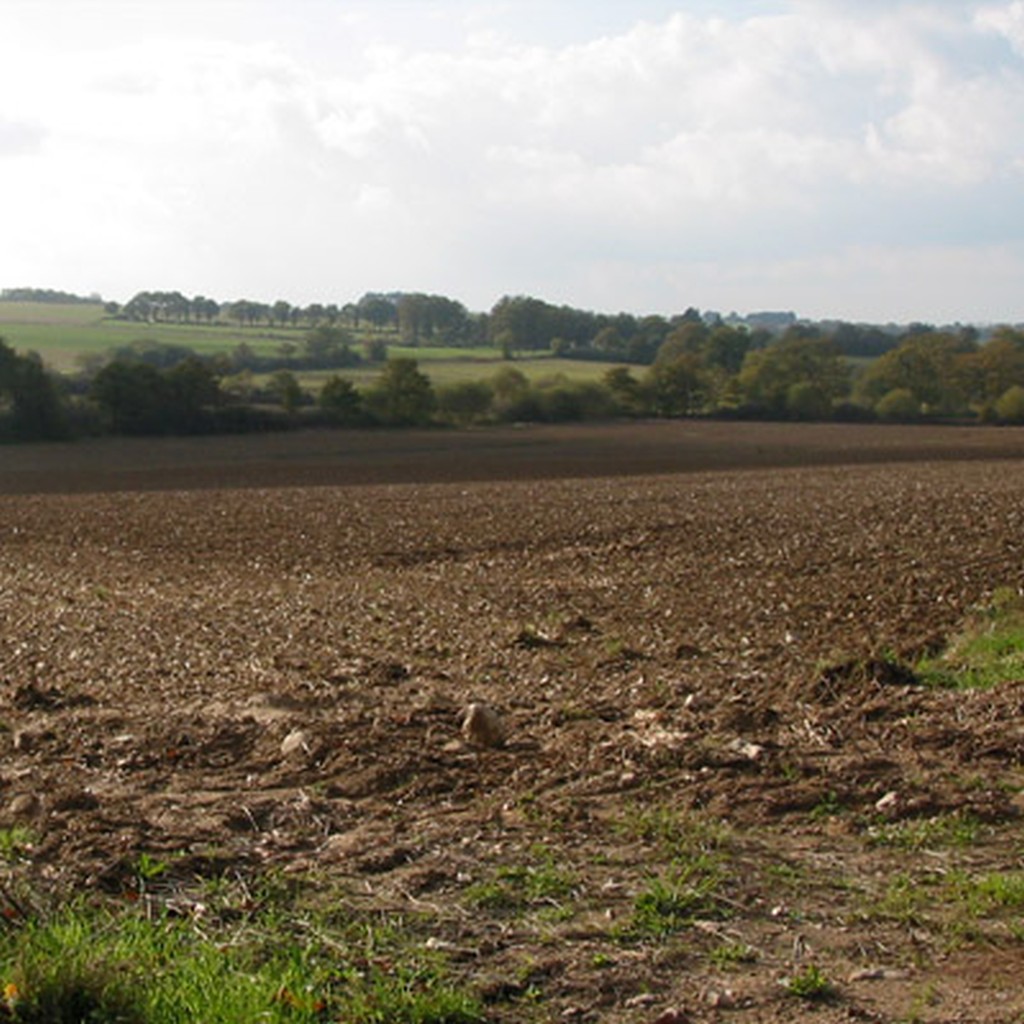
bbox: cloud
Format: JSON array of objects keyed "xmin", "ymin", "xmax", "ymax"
[
  {"xmin": 0, "ymin": 1, "xmax": 1023, "ymax": 320},
  {"xmin": 0, "ymin": 116, "xmax": 44, "ymax": 156}
]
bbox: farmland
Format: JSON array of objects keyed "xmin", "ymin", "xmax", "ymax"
[
  {"xmin": 0, "ymin": 301, "xmax": 615, "ymax": 387},
  {"xmin": 2, "ymin": 421, "xmax": 1024, "ymax": 1022}
]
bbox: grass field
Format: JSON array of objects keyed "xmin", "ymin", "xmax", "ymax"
[{"xmin": 0, "ymin": 301, "xmax": 623, "ymax": 386}]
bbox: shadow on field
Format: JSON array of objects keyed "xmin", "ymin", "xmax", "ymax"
[{"xmin": 1, "ymin": 419, "xmax": 1023, "ymax": 494}]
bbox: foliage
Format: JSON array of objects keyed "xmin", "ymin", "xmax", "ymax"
[
  {"xmin": 626, "ymin": 863, "xmax": 728, "ymax": 939},
  {"xmin": 318, "ymin": 375, "xmax": 364, "ymax": 425},
  {"xmin": 994, "ymin": 384, "xmax": 1024, "ymax": 424},
  {"xmin": 90, "ymin": 357, "xmax": 223, "ymax": 435},
  {"xmin": 365, "ymin": 358, "xmax": 436, "ymax": 426},
  {"xmin": 0, "ymin": 897, "xmax": 483, "ymax": 1024},
  {"xmin": 875, "ymin": 387, "xmax": 920, "ymax": 421},
  {"xmin": 7, "ymin": 292, "xmax": 1024, "ymax": 442},
  {"xmin": 435, "ymin": 380, "xmax": 494, "ymax": 426},
  {"xmin": 737, "ymin": 331, "xmax": 849, "ymax": 415},
  {"xmin": 915, "ymin": 588, "xmax": 1024, "ymax": 689},
  {"xmin": 855, "ymin": 330, "xmax": 976, "ymax": 415},
  {"xmin": 785, "ymin": 964, "xmax": 835, "ymax": 1001}
]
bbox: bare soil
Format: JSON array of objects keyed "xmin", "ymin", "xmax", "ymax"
[{"xmin": 2, "ymin": 420, "xmax": 1024, "ymax": 1022}]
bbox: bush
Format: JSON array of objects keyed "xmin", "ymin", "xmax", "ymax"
[
  {"xmin": 785, "ymin": 380, "xmax": 832, "ymax": 421},
  {"xmin": 875, "ymin": 387, "xmax": 920, "ymax": 422},
  {"xmin": 436, "ymin": 380, "xmax": 494, "ymax": 426},
  {"xmin": 318, "ymin": 375, "xmax": 364, "ymax": 425},
  {"xmin": 994, "ymin": 385, "xmax": 1024, "ymax": 424}
]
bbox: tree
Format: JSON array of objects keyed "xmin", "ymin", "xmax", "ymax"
[
  {"xmin": 366, "ymin": 358, "xmax": 435, "ymax": 425},
  {"xmin": 854, "ymin": 331, "xmax": 975, "ymax": 415},
  {"xmin": 165, "ymin": 357, "xmax": 222, "ymax": 431},
  {"xmin": 271, "ymin": 300, "xmax": 293, "ymax": 328},
  {"xmin": 786, "ymin": 380, "xmax": 832, "ymax": 420},
  {"xmin": 646, "ymin": 350, "xmax": 708, "ymax": 416},
  {"xmin": 960, "ymin": 329, "xmax": 1024, "ymax": 404},
  {"xmin": 603, "ymin": 366, "xmax": 644, "ymax": 415},
  {"xmin": 268, "ymin": 370, "xmax": 304, "ymax": 414},
  {"xmin": 875, "ymin": 387, "xmax": 920, "ymax": 421},
  {"xmin": 90, "ymin": 361, "xmax": 173, "ymax": 434},
  {"xmin": 436, "ymin": 380, "xmax": 494, "ymax": 426},
  {"xmin": 319, "ymin": 375, "xmax": 364, "ymax": 425},
  {"xmin": 737, "ymin": 333, "xmax": 849, "ymax": 415},
  {"xmin": 0, "ymin": 340, "xmax": 66, "ymax": 440},
  {"xmin": 303, "ymin": 326, "xmax": 358, "ymax": 368},
  {"xmin": 994, "ymin": 385, "xmax": 1024, "ymax": 424},
  {"xmin": 357, "ymin": 294, "xmax": 398, "ymax": 330}
]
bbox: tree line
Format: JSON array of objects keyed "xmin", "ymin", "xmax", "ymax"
[{"xmin": 4, "ymin": 288, "xmax": 1024, "ymax": 441}]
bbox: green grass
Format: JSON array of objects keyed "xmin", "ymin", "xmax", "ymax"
[
  {"xmin": 623, "ymin": 860, "xmax": 729, "ymax": 940},
  {"xmin": 785, "ymin": 964, "xmax": 836, "ymax": 1001},
  {"xmin": 463, "ymin": 850, "xmax": 578, "ymax": 916},
  {"xmin": 866, "ymin": 812, "xmax": 981, "ymax": 851},
  {"xmin": 916, "ymin": 588, "xmax": 1024, "ymax": 689},
  {"xmin": 860, "ymin": 867, "xmax": 1024, "ymax": 946},
  {"xmin": 709, "ymin": 941, "xmax": 758, "ymax": 969},
  {"xmin": 0, "ymin": 301, "xmax": 626, "ymax": 383},
  {"xmin": 0, "ymin": 886, "xmax": 483, "ymax": 1024}
]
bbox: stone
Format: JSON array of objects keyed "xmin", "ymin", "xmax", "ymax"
[
  {"xmin": 280, "ymin": 729, "xmax": 311, "ymax": 758},
  {"xmin": 8, "ymin": 793, "xmax": 43, "ymax": 820},
  {"xmin": 875, "ymin": 790, "xmax": 899, "ymax": 812},
  {"xmin": 461, "ymin": 703, "xmax": 506, "ymax": 748}
]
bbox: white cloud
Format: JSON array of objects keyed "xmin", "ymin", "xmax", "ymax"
[{"xmin": 0, "ymin": 1, "xmax": 1023, "ymax": 320}]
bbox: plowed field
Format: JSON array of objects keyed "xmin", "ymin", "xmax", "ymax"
[{"xmin": 2, "ymin": 421, "xmax": 1024, "ymax": 1022}]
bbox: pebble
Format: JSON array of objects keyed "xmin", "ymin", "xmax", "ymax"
[
  {"xmin": 461, "ymin": 703, "xmax": 506, "ymax": 748},
  {"xmin": 280, "ymin": 729, "xmax": 311, "ymax": 758},
  {"xmin": 9, "ymin": 793, "xmax": 43, "ymax": 820}
]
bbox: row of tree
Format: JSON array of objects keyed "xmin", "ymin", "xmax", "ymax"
[
  {"xmin": 110, "ymin": 290, "xmax": 486, "ymax": 345},
  {"xmin": 65, "ymin": 322, "xmax": 1024, "ymax": 439}
]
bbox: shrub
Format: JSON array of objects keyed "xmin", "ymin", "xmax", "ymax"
[
  {"xmin": 994, "ymin": 385, "xmax": 1024, "ymax": 424},
  {"xmin": 785, "ymin": 380, "xmax": 832, "ymax": 420},
  {"xmin": 875, "ymin": 387, "xmax": 920, "ymax": 421}
]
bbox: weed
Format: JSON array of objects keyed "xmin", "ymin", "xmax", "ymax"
[
  {"xmin": 916, "ymin": 589, "xmax": 1024, "ymax": 689},
  {"xmin": 709, "ymin": 941, "xmax": 758, "ymax": 969},
  {"xmin": 464, "ymin": 853, "xmax": 577, "ymax": 917},
  {"xmin": 624, "ymin": 861, "xmax": 728, "ymax": 939},
  {"xmin": 616, "ymin": 804, "xmax": 730, "ymax": 860},
  {"xmin": 0, "ymin": 828, "xmax": 34, "ymax": 864},
  {"xmin": 861, "ymin": 873, "xmax": 930, "ymax": 927},
  {"xmin": 867, "ymin": 812, "xmax": 981, "ymax": 851},
  {"xmin": 809, "ymin": 790, "xmax": 843, "ymax": 821},
  {"xmin": 785, "ymin": 963, "xmax": 836, "ymax": 1001}
]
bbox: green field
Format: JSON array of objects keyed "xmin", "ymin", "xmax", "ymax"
[{"xmin": 0, "ymin": 301, "xmax": 625, "ymax": 388}]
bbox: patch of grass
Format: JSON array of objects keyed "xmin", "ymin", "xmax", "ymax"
[
  {"xmin": 0, "ymin": 828, "xmax": 34, "ymax": 864},
  {"xmin": 861, "ymin": 872, "xmax": 932, "ymax": 927},
  {"xmin": 866, "ymin": 812, "xmax": 981, "ymax": 851},
  {"xmin": 464, "ymin": 852, "xmax": 578, "ymax": 917},
  {"xmin": 860, "ymin": 867, "xmax": 1024, "ymax": 947},
  {"xmin": 785, "ymin": 963, "xmax": 836, "ymax": 1001},
  {"xmin": 616, "ymin": 804, "xmax": 730, "ymax": 860},
  {"xmin": 709, "ymin": 941, "xmax": 758, "ymax": 969},
  {"xmin": 0, "ymin": 892, "xmax": 483, "ymax": 1024},
  {"xmin": 809, "ymin": 790, "xmax": 843, "ymax": 821},
  {"xmin": 916, "ymin": 588, "xmax": 1024, "ymax": 689},
  {"xmin": 623, "ymin": 860, "xmax": 729, "ymax": 940}
]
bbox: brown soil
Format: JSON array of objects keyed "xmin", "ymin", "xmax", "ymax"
[{"xmin": 2, "ymin": 420, "xmax": 1024, "ymax": 1022}]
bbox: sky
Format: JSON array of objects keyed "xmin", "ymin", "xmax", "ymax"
[{"xmin": 2, "ymin": 1, "xmax": 1024, "ymax": 324}]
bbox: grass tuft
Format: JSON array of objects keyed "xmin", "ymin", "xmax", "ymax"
[{"xmin": 916, "ymin": 588, "xmax": 1024, "ymax": 689}]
